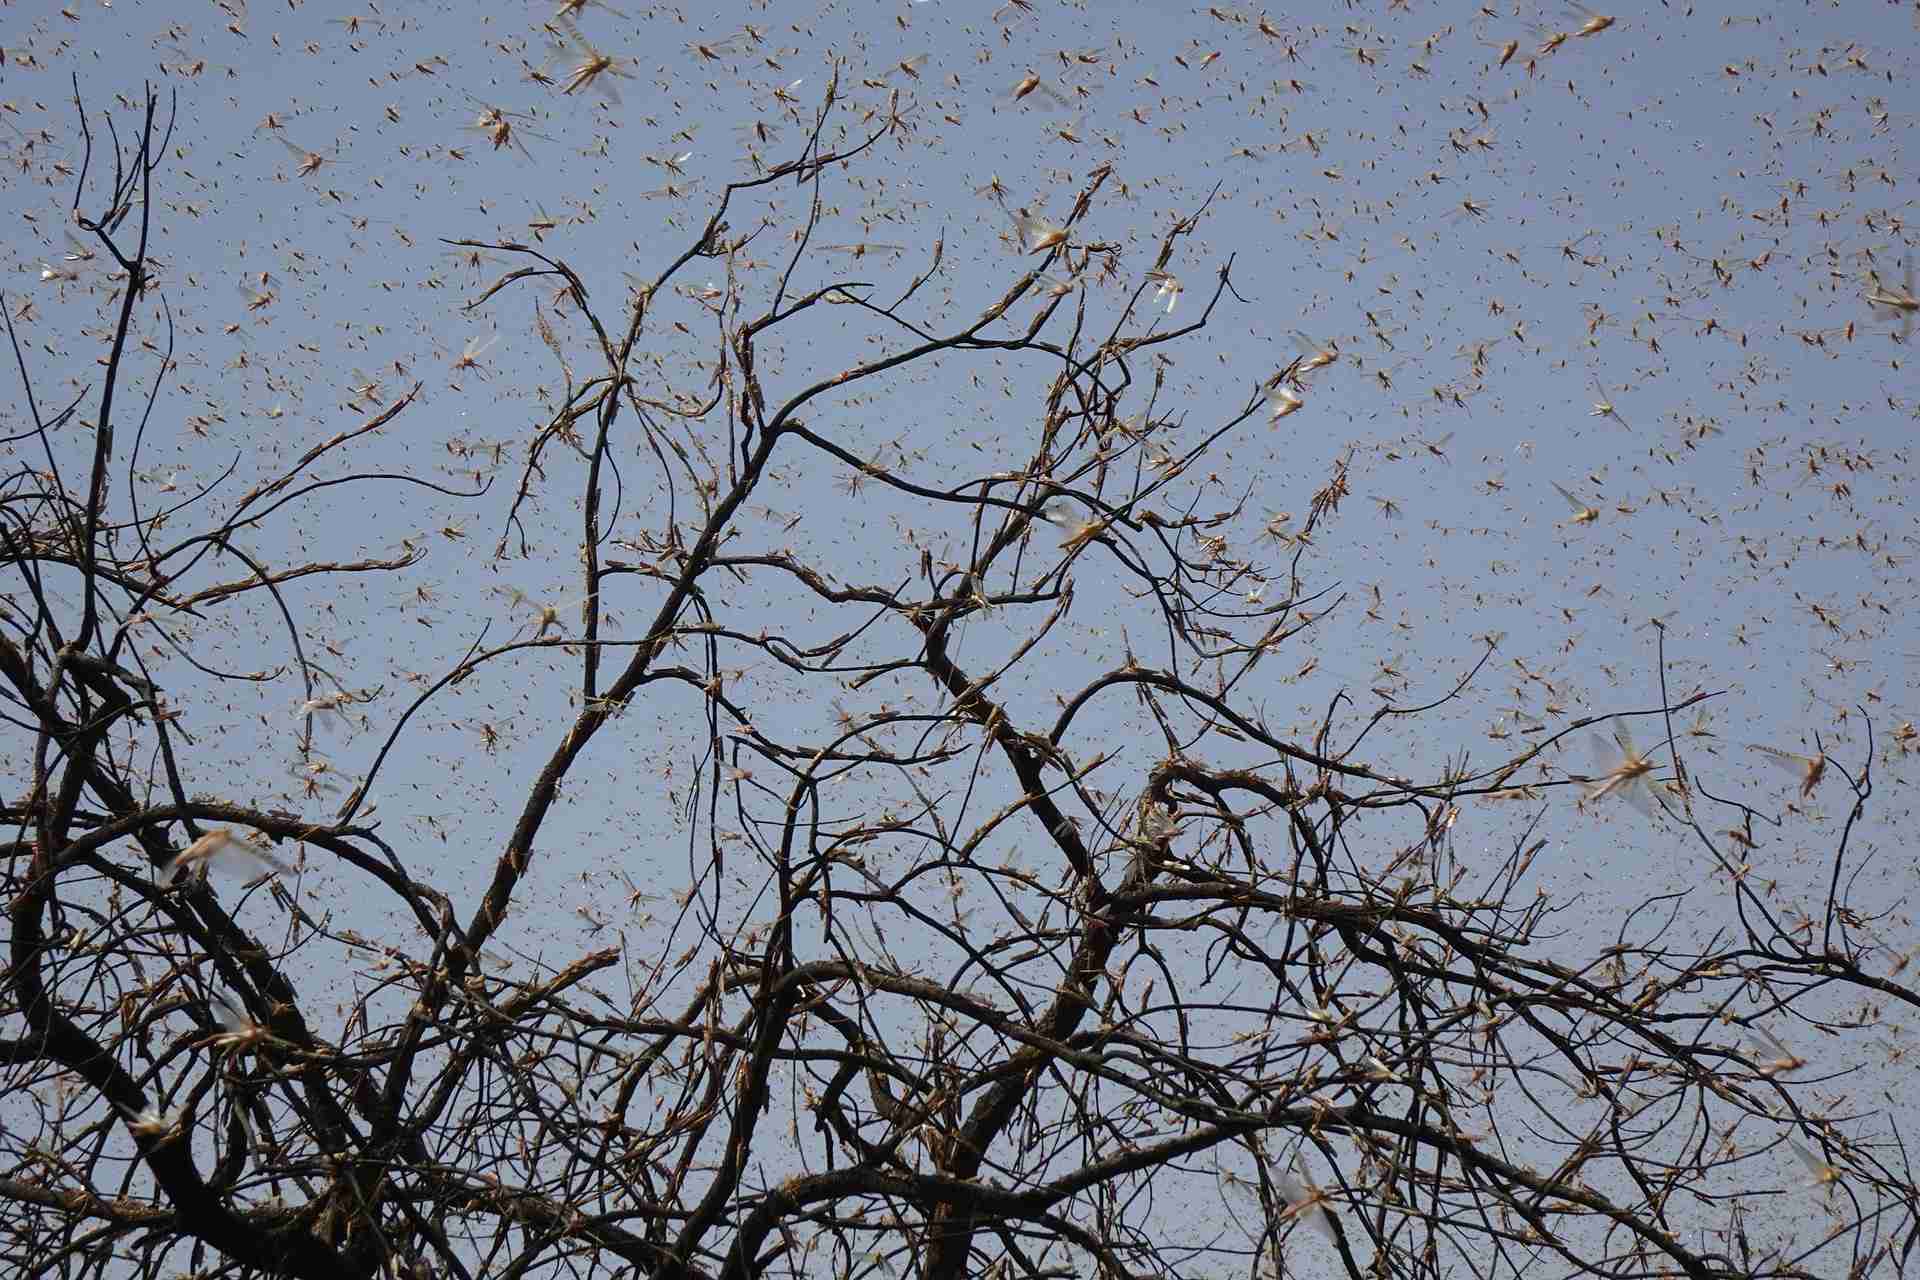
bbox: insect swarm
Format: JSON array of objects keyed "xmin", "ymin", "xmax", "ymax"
[{"xmin": 14, "ymin": 27, "xmax": 1920, "ymax": 1280}]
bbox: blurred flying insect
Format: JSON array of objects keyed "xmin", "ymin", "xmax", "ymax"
[
  {"xmin": 1482, "ymin": 34, "xmax": 1520, "ymax": 66},
  {"xmin": 1747, "ymin": 1026, "xmax": 1807, "ymax": 1076},
  {"xmin": 1278, "ymin": 1156, "xmax": 1338, "ymax": 1245},
  {"xmin": 1863, "ymin": 254, "xmax": 1917, "ymax": 339},
  {"xmin": 158, "ymin": 41, "xmax": 231, "ymax": 79},
  {"xmin": 975, "ymin": 174, "xmax": 1011, "ymax": 203},
  {"xmin": 1286, "ymin": 129, "xmax": 1329, "ymax": 156},
  {"xmin": 1583, "ymin": 724, "xmax": 1660, "ymax": 815},
  {"xmin": 1566, "ymin": 3, "xmax": 1616, "ymax": 36},
  {"xmin": 236, "ymin": 273, "xmax": 277, "ymax": 312},
  {"xmin": 1037, "ymin": 500, "xmax": 1107, "ymax": 552},
  {"xmin": 346, "ymin": 368, "xmax": 386, "ymax": 407},
  {"xmin": 549, "ymin": 21, "xmax": 634, "ymax": 101},
  {"xmin": 1444, "ymin": 196, "xmax": 1492, "ymax": 221},
  {"xmin": 276, "ymin": 135, "xmax": 339, "ymax": 179},
  {"xmin": 290, "ymin": 757, "xmax": 346, "ymax": 800},
  {"xmin": 1456, "ymin": 335, "xmax": 1502, "ymax": 373},
  {"xmin": 1552, "ymin": 481, "xmax": 1600, "ymax": 525},
  {"xmin": 58, "ymin": 228, "xmax": 96, "ymax": 269},
  {"xmin": 327, "ymin": 13, "xmax": 386, "ymax": 37},
  {"xmin": 1146, "ymin": 271, "xmax": 1182, "ymax": 314},
  {"xmin": 687, "ymin": 33, "xmax": 743, "ymax": 63},
  {"xmin": 159, "ymin": 829, "xmax": 294, "ymax": 888},
  {"xmin": 1414, "ymin": 430, "xmax": 1453, "ymax": 461},
  {"xmin": 464, "ymin": 101, "xmax": 546, "ymax": 161},
  {"xmin": 889, "ymin": 52, "xmax": 929, "ymax": 80},
  {"xmin": 206, "ymin": 990, "xmax": 264, "ymax": 1047},
  {"xmin": 1001, "ymin": 71, "xmax": 1070, "ymax": 110},
  {"xmin": 1047, "ymin": 115, "xmax": 1087, "ymax": 145},
  {"xmin": 1790, "ymin": 1140, "xmax": 1842, "ymax": 1196},
  {"xmin": 639, "ymin": 181, "xmax": 700, "ymax": 200},
  {"xmin": 450, "ymin": 330, "xmax": 498, "ymax": 377},
  {"xmin": 821, "ymin": 242, "xmax": 906, "ymax": 260},
  {"xmin": 1365, "ymin": 357, "xmax": 1407, "ymax": 391},
  {"xmin": 1589, "ymin": 374, "xmax": 1632, "ymax": 430},
  {"xmin": 737, "ymin": 118, "xmax": 781, "ymax": 151},
  {"xmin": 553, "ymin": 0, "xmax": 628, "ymax": 19},
  {"xmin": 494, "ymin": 586, "xmax": 592, "ymax": 637},
  {"xmin": 1011, "ymin": 207, "xmax": 1068, "ymax": 253},
  {"xmin": 1292, "ymin": 331, "xmax": 1340, "ymax": 376},
  {"xmin": 1265, "ymin": 384, "xmax": 1304, "ymax": 421},
  {"xmin": 1749, "ymin": 742, "xmax": 1827, "ymax": 800}
]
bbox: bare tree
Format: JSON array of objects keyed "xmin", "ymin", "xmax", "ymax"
[{"xmin": 3, "ymin": 75, "xmax": 1916, "ymax": 1280}]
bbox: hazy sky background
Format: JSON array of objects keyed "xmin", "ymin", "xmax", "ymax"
[{"xmin": 3, "ymin": 0, "xmax": 1917, "ymax": 1271}]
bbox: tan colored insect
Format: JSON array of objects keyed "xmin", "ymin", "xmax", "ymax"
[
  {"xmin": 465, "ymin": 102, "xmax": 544, "ymax": 161},
  {"xmin": 1749, "ymin": 742, "xmax": 1826, "ymax": 799},
  {"xmin": 160, "ymin": 829, "xmax": 294, "ymax": 887},
  {"xmin": 821, "ymin": 242, "xmax": 906, "ymax": 260},
  {"xmin": 1003, "ymin": 71, "xmax": 1069, "ymax": 109},
  {"xmin": 1038, "ymin": 500, "xmax": 1106, "ymax": 552},
  {"xmin": 277, "ymin": 136, "xmax": 335, "ymax": 178},
  {"xmin": 1011, "ymin": 207, "xmax": 1067, "ymax": 253},
  {"xmin": 1292, "ymin": 331, "xmax": 1340, "ymax": 376},
  {"xmin": 1589, "ymin": 374, "xmax": 1632, "ymax": 430},
  {"xmin": 1266, "ymin": 385, "xmax": 1304, "ymax": 421},
  {"xmin": 550, "ymin": 21, "xmax": 633, "ymax": 101},
  {"xmin": 687, "ymin": 33, "xmax": 741, "ymax": 63},
  {"xmin": 552, "ymin": 0, "xmax": 627, "ymax": 20},
  {"xmin": 1747, "ymin": 1026, "xmax": 1806, "ymax": 1077},
  {"xmin": 1567, "ymin": 3, "xmax": 1615, "ymax": 36},
  {"xmin": 1278, "ymin": 1156, "xmax": 1339, "ymax": 1244},
  {"xmin": 237, "ymin": 273, "xmax": 277, "ymax": 312},
  {"xmin": 1583, "ymin": 725, "xmax": 1659, "ymax": 815},
  {"xmin": 1791, "ymin": 1140, "xmax": 1842, "ymax": 1196},
  {"xmin": 450, "ymin": 330, "xmax": 498, "ymax": 377},
  {"xmin": 1864, "ymin": 254, "xmax": 1917, "ymax": 338},
  {"xmin": 1553, "ymin": 481, "xmax": 1600, "ymax": 525}
]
